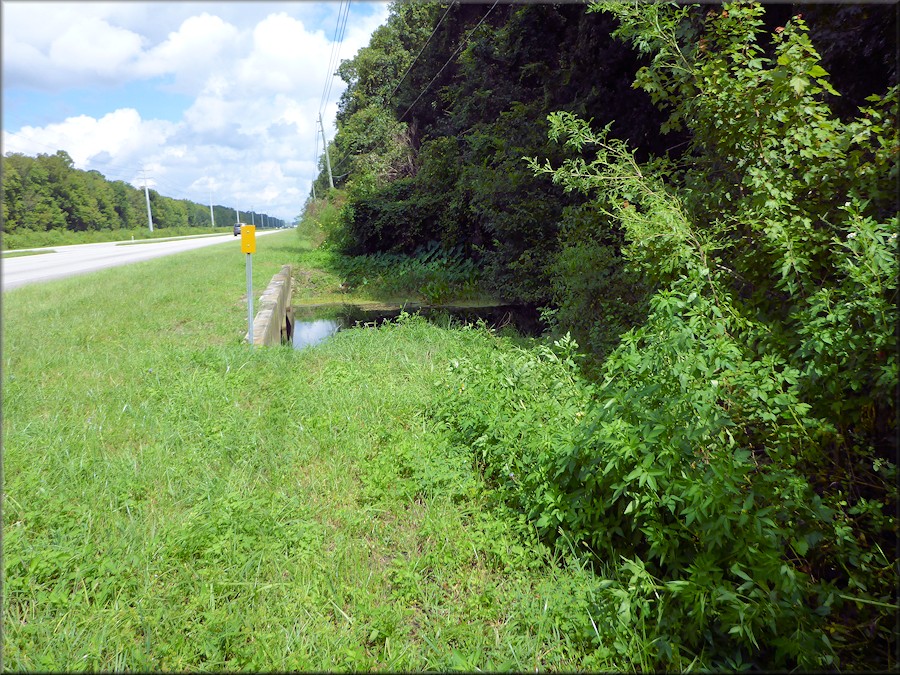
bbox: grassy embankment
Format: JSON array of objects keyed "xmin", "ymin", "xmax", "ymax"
[{"xmin": 3, "ymin": 229, "xmax": 620, "ymax": 671}]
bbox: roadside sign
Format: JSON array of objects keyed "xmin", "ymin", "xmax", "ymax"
[{"xmin": 241, "ymin": 224, "xmax": 256, "ymax": 253}]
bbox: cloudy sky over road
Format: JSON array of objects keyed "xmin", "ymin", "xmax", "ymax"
[{"xmin": 2, "ymin": 1, "xmax": 390, "ymax": 221}]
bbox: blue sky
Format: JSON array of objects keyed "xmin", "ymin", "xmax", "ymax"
[
  {"xmin": 1, "ymin": 1, "xmax": 390, "ymax": 220},
  {"xmin": 4, "ymin": 81, "xmax": 194, "ymax": 129}
]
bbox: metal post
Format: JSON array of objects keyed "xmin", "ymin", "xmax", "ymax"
[{"xmin": 247, "ymin": 253, "xmax": 253, "ymax": 347}]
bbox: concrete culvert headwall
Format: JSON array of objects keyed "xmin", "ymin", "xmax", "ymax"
[{"xmin": 245, "ymin": 264, "xmax": 293, "ymax": 346}]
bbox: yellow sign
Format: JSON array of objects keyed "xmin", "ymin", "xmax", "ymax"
[{"xmin": 240, "ymin": 224, "xmax": 256, "ymax": 253}]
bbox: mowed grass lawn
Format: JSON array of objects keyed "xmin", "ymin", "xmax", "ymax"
[{"xmin": 3, "ymin": 231, "xmax": 614, "ymax": 671}]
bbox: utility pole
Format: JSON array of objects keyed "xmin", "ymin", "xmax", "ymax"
[
  {"xmin": 142, "ymin": 169, "xmax": 153, "ymax": 233},
  {"xmin": 235, "ymin": 207, "xmax": 240, "ymax": 223},
  {"xmin": 318, "ymin": 113, "xmax": 334, "ymax": 189},
  {"xmin": 208, "ymin": 186, "xmax": 215, "ymax": 228}
]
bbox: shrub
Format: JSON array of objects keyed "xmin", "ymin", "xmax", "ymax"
[
  {"xmin": 485, "ymin": 2, "xmax": 898, "ymax": 667},
  {"xmin": 330, "ymin": 241, "xmax": 482, "ymax": 303}
]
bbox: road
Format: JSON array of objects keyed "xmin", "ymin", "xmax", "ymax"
[{"xmin": 2, "ymin": 230, "xmax": 285, "ymax": 291}]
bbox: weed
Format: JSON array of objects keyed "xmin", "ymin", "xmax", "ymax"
[{"xmin": 3, "ymin": 231, "xmax": 623, "ymax": 671}]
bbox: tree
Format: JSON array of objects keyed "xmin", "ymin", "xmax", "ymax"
[{"xmin": 525, "ymin": 2, "xmax": 897, "ymax": 666}]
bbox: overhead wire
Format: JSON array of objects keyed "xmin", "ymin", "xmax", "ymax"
[
  {"xmin": 388, "ymin": 2, "xmax": 454, "ymax": 104},
  {"xmin": 399, "ymin": 0, "xmax": 500, "ymax": 123},
  {"xmin": 312, "ymin": 0, "xmax": 353, "ymax": 195},
  {"xmin": 313, "ymin": 2, "xmax": 453, "ymax": 190},
  {"xmin": 324, "ymin": 1, "xmax": 352, "ymax": 111},
  {"xmin": 318, "ymin": 0, "xmax": 352, "ymax": 116},
  {"xmin": 317, "ymin": 0, "xmax": 343, "ymax": 114}
]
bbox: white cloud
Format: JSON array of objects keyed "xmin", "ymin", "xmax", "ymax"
[
  {"xmin": 4, "ymin": 109, "xmax": 175, "ymax": 172},
  {"xmin": 2, "ymin": 1, "xmax": 392, "ymax": 220},
  {"xmin": 135, "ymin": 13, "xmax": 240, "ymax": 92},
  {"xmin": 48, "ymin": 17, "xmax": 144, "ymax": 80},
  {"xmin": 3, "ymin": 12, "xmax": 144, "ymax": 88},
  {"xmin": 235, "ymin": 13, "xmax": 330, "ymax": 96}
]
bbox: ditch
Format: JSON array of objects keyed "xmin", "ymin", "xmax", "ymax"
[{"xmin": 291, "ymin": 302, "xmax": 543, "ymax": 349}]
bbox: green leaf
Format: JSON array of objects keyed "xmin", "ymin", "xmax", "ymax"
[
  {"xmin": 791, "ymin": 536, "xmax": 809, "ymax": 556},
  {"xmin": 790, "ymin": 76, "xmax": 808, "ymax": 95}
]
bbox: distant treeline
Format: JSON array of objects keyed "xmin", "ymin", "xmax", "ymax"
[{"xmin": 1, "ymin": 150, "xmax": 283, "ymax": 245}]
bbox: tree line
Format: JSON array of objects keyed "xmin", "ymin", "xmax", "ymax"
[{"xmin": 2, "ymin": 150, "xmax": 283, "ymax": 248}]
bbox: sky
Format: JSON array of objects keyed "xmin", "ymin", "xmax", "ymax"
[{"xmin": 1, "ymin": 1, "xmax": 391, "ymax": 222}]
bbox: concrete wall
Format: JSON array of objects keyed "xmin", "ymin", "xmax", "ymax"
[{"xmin": 245, "ymin": 264, "xmax": 292, "ymax": 346}]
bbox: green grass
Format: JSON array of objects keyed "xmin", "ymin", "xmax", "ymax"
[
  {"xmin": 3, "ymin": 230, "xmax": 621, "ymax": 671},
  {"xmin": 1, "ymin": 249, "xmax": 55, "ymax": 258}
]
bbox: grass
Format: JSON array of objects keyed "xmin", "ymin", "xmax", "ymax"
[
  {"xmin": 3, "ymin": 230, "xmax": 621, "ymax": 670},
  {"xmin": 1, "ymin": 249, "xmax": 55, "ymax": 258}
]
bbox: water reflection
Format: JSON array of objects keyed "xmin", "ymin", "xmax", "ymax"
[
  {"xmin": 290, "ymin": 303, "xmax": 541, "ymax": 350},
  {"xmin": 292, "ymin": 318, "xmax": 344, "ymax": 349}
]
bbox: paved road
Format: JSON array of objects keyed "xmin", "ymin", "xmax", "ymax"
[{"xmin": 2, "ymin": 230, "xmax": 285, "ymax": 291}]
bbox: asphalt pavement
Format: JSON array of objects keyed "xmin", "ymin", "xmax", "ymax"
[{"xmin": 2, "ymin": 230, "xmax": 284, "ymax": 291}]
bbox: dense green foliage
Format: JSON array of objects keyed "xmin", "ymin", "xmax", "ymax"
[
  {"xmin": 1, "ymin": 150, "xmax": 280, "ymax": 249},
  {"xmin": 308, "ymin": 0, "xmax": 895, "ymax": 370},
  {"xmin": 331, "ymin": 242, "xmax": 481, "ymax": 305},
  {"xmin": 304, "ymin": 0, "xmax": 899, "ymax": 669},
  {"xmin": 439, "ymin": 3, "xmax": 897, "ymax": 669},
  {"xmin": 314, "ymin": 2, "xmax": 674, "ymax": 319},
  {"xmin": 297, "ymin": 195, "xmax": 484, "ymax": 305}
]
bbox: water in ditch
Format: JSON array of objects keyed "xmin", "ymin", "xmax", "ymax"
[{"xmin": 291, "ymin": 303, "xmax": 541, "ymax": 350}]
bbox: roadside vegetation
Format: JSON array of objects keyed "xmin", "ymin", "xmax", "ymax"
[
  {"xmin": 5, "ymin": 0, "xmax": 897, "ymax": 670},
  {"xmin": 303, "ymin": 0, "xmax": 898, "ymax": 669},
  {"xmin": 295, "ymin": 195, "xmax": 489, "ymax": 307},
  {"xmin": 4, "ymin": 230, "xmax": 632, "ymax": 671}
]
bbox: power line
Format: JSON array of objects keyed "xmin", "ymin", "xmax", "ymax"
[
  {"xmin": 388, "ymin": 3, "xmax": 454, "ymax": 104},
  {"xmin": 318, "ymin": 0, "xmax": 352, "ymax": 116},
  {"xmin": 399, "ymin": 0, "xmax": 500, "ymax": 123},
  {"xmin": 325, "ymin": 1, "xmax": 352, "ymax": 110},
  {"xmin": 318, "ymin": 1, "xmax": 344, "ymax": 114},
  {"xmin": 313, "ymin": 0, "xmax": 352, "ymax": 196}
]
